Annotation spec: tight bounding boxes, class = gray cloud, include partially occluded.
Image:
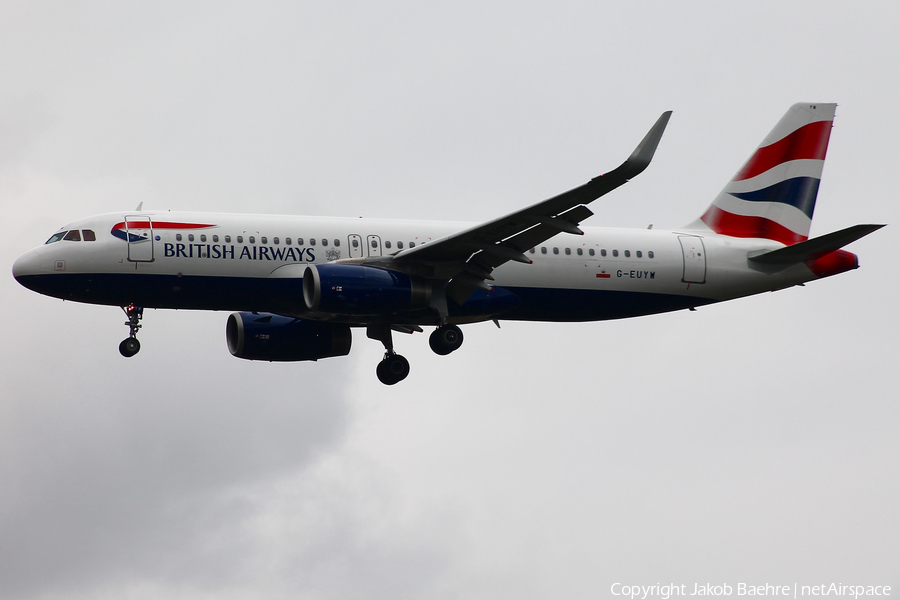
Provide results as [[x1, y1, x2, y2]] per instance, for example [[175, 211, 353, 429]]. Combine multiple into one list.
[[0, 318, 353, 597]]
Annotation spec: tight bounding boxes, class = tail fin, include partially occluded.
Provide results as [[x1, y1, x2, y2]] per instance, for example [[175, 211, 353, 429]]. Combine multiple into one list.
[[686, 103, 836, 245]]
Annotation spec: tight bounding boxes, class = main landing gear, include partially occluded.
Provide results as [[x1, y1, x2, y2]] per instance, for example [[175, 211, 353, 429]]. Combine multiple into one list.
[[429, 324, 463, 355], [368, 323, 466, 385], [368, 324, 410, 385], [376, 353, 410, 386], [119, 304, 143, 358]]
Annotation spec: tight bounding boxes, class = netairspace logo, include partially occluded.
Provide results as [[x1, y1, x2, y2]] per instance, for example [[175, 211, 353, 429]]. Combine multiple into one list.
[[610, 583, 892, 600]]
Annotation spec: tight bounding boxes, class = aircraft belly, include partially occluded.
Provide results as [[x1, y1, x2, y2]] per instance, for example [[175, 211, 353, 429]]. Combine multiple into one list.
[[498, 287, 716, 322]]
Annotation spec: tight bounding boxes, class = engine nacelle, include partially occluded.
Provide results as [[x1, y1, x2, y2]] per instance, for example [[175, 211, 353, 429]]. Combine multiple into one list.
[[226, 312, 352, 361], [303, 263, 431, 315]]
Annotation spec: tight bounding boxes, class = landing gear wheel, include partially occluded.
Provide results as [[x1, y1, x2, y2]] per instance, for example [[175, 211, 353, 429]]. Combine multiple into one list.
[[119, 304, 144, 358], [376, 353, 410, 385], [119, 337, 141, 358], [429, 324, 464, 355]]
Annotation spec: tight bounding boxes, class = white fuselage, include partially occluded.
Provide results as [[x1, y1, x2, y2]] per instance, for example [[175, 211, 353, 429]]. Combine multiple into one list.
[[13, 210, 823, 325]]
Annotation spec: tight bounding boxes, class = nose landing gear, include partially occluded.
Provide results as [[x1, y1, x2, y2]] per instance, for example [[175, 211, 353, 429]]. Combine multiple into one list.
[[119, 304, 143, 358]]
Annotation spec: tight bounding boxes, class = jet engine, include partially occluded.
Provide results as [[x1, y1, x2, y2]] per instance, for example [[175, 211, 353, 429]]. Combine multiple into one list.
[[303, 263, 431, 315], [226, 312, 352, 361]]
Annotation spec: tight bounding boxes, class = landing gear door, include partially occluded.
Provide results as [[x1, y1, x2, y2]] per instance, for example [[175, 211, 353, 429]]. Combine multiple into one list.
[[125, 215, 154, 262], [348, 234, 363, 258], [678, 235, 706, 283]]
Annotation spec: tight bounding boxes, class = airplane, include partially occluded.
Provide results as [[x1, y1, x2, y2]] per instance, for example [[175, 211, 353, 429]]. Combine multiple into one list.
[[12, 103, 884, 385]]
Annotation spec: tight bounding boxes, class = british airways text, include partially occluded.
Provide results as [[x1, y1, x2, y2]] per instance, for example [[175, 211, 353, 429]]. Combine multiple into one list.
[[163, 243, 316, 262]]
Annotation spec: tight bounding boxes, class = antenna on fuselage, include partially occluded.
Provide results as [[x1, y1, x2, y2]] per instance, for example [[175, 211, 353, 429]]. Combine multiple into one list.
[[135, 202, 144, 211]]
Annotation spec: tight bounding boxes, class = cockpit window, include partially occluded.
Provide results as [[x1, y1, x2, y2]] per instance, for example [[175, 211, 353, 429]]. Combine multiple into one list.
[[82, 229, 96, 241], [45, 232, 67, 244], [63, 230, 82, 242]]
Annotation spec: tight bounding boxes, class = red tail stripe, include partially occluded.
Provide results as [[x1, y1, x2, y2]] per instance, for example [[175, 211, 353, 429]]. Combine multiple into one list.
[[700, 206, 807, 245], [733, 120, 832, 182]]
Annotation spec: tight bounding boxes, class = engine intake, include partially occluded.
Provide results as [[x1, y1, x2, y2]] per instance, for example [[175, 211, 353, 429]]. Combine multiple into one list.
[[226, 312, 351, 361], [303, 263, 431, 315]]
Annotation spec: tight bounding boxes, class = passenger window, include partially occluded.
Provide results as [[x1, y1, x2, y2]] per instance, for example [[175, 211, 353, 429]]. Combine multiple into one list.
[[529, 248, 536, 254], [636, 250, 642, 258], [176, 234, 182, 242], [274, 237, 279, 245], [409, 242, 415, 248], [261, 237, 267, 244], [64, 230, 81, 242], [576, 248, 583, 256], [385, 241, 392, 249], [82, 230, 96, 241], [322, 239, 328, 246], [188, 234, 195, 242], [565, 248, 571, 255], [310, 238, 316, 246], [553, 247, 559, 255], [298, 238, 304, 245], [200, 234, 207, 242], [351, 239, 358, 248], [285, 237, 291, 245], [225, 235, 231, 243], [648, 251, 655, 259], [45, 232, 66, 244], [624, 250, 630, 257], [397, 241, 403, 249], [589, 249, 595, 256], [237, 236, 243, 243], [600, 249, 606, 256], [334, 239, 340, 247], [371, 239, 377, 248], [612, 250, 619, 257], [249, 236, 256, 244], [212, 235, 219, 243], [541, 247, 547, 254]]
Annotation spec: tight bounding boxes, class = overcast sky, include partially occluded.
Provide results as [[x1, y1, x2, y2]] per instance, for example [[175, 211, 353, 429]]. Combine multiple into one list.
[[1, 2, 898, 599]]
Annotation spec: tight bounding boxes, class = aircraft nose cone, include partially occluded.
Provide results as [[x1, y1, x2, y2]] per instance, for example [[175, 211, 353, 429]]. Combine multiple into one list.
[[12, 250, 41, 283]]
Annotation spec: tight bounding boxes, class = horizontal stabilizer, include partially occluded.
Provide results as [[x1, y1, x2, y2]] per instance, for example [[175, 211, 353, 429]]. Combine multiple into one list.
[[748, 224, 885, 266]]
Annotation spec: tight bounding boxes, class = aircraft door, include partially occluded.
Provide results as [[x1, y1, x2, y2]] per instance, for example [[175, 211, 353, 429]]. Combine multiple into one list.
[[678, 235, 706, 283], [348, 234, 363, 258], [125, 215, 154, 262], [366, 235, 382, 257]]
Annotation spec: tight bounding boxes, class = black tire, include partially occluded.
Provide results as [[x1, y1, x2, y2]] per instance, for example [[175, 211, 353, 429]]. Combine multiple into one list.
[[376, 359, 390, 384], [429, 325, 464, 355], [377, 354, 410, 385], [119, 337, 141, 358]]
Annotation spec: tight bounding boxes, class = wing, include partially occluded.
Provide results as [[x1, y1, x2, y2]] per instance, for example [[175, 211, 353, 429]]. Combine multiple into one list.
[[356, 111, 672, 306]]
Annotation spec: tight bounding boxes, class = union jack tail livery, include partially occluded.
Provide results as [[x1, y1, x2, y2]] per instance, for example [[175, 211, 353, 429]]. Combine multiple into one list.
[[689, 103, 836, 245]]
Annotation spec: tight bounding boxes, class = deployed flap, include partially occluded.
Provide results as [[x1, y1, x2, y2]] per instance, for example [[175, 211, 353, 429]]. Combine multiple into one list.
[[748, 224, 884, 266]]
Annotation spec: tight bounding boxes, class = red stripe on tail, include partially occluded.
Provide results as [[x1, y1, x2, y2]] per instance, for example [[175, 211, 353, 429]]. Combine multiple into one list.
[[733, 120, 832, 182], [700, 205, 808, 245]]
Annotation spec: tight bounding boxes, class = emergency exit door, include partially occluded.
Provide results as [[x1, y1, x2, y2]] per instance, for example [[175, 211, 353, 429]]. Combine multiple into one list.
[[348, 234, 363, 258]]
